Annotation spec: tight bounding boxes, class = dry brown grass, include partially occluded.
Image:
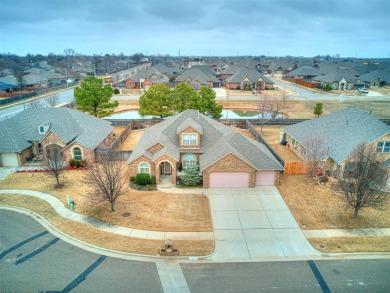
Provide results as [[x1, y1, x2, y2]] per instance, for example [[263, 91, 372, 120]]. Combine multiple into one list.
[[0, 195, 214, 256], [255, 126, 302, 162], [113, 126, 126, 136], [0, 172, 213, 232], [113, 100, 140, 113], [230, 126, 255, 139], [308, 236, 390, 253], [278, 175, 390, 229], [117, 129, 144, 150]]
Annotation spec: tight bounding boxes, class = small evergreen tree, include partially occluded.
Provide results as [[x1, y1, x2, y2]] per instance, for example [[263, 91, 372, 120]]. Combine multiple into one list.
[[181, 164, 202, 186], [314, 102, 323, 117]]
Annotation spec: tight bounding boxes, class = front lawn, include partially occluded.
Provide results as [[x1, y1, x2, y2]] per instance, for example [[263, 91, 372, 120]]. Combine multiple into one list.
[[0, 171, 213, 232], [278, 175, 390, 229]]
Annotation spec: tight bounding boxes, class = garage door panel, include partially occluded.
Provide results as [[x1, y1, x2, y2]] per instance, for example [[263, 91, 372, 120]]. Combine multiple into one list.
[[1, 153, 19, 167], [256, 171, 276, 186], [209, 172, 249, 188]]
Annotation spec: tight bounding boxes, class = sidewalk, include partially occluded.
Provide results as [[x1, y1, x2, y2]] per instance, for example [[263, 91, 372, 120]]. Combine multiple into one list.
[[0, 189, 213, 242], [1, 188, 389, 258]]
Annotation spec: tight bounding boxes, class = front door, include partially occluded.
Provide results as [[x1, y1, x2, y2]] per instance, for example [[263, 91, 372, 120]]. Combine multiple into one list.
[[163, 162, 172, 174]]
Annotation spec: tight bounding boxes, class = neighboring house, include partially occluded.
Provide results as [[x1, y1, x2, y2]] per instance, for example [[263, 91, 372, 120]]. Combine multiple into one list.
[[225, 68, 273, 90], [358, 69, 390, 88], [175, 67, 220, 89], [0, 108, 114, 167], [220, 65, 245, 81], [125, 68, 169, 89], [127, 109, 283, 188], [312, 68, 357, 90], [287, 66, 319, 81], [282, 108, 390, 177]]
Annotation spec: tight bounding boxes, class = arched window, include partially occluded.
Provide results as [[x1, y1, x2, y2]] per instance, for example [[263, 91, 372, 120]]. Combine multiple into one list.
[[72, 147, 83, 160], [182, 154, 196, 167], [139, 162, 150, 174]]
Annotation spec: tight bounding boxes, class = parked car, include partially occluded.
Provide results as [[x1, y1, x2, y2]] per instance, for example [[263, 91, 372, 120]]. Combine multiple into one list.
[[358, 87, 368, 94]]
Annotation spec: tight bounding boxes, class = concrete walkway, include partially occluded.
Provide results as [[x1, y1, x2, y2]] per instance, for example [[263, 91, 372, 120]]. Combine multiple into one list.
[[1, 187, 389, 261]]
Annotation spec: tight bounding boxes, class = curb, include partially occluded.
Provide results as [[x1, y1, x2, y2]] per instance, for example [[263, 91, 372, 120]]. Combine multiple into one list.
[[0, 205, 215, 262]]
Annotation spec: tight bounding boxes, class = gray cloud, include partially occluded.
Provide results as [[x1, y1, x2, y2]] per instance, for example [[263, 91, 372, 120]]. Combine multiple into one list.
[[0, 0, 388, 57]]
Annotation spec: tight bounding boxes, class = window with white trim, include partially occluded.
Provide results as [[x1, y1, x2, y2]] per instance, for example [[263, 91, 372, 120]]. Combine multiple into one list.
[[182, 134, 197, 146], [376, 141, 390, 153], [139, 162, 150, 174], [72, 147, 83, 160], [182, 154, 196, 167]]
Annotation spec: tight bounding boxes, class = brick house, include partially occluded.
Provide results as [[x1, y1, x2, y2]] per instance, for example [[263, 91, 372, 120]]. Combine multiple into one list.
[[282, 108, 390, 178], [175, 67, 220, 89], [225, 69, 274, 90], [127, 109, 283, 188], [125, 68, 169, 89], [0, 108, 114, 167]]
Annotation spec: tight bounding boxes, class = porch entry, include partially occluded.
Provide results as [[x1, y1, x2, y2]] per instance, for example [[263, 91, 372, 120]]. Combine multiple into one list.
[[160, 162, 172, 175]]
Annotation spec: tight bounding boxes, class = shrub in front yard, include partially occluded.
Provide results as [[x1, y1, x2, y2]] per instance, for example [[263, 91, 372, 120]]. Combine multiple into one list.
[[130, 176, 135, 183], [135, 173, 151, 185], [181, 164, 202, 186]]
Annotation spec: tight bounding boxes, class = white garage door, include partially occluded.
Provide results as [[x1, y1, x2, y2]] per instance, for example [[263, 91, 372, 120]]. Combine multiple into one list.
[[1, 153, 19, 167], [209, 172, 250, 188], [256, 171, 276, 186]]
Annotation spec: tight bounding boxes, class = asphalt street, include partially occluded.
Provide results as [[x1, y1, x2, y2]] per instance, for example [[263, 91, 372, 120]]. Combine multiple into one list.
[[1, 209, 390, 292], [0, 210, 163, 293]]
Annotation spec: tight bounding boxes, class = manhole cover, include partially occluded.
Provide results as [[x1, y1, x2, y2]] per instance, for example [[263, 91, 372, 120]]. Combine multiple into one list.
[[122, 212, 131, 217]]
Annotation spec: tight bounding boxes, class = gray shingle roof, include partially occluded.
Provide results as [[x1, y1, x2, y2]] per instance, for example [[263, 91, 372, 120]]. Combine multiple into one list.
[[128, 109, 283, 171], [0, 108, 113, 153], [226, 69, 273, 84], [313, 68, 357, 83], [288, 66, 319, 76], [175, 68, 219, 84], [283, 108, 390, 164]]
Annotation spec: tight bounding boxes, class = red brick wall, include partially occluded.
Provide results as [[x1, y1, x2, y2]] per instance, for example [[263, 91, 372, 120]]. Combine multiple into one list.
[[128, 155, 155, 177], [19, 147, 33, 166], [225, 82, 240, 89], [203, 153, 256, 188], [179, 127, 201, 149], [154, 154, 177, 185], [147, 143, 164, 153], [125, 79, 136, 89], [63, 143, 95, 166]]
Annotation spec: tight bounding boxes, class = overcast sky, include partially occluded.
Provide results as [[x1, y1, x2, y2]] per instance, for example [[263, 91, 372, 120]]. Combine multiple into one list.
[[1, 0, 389, 58]]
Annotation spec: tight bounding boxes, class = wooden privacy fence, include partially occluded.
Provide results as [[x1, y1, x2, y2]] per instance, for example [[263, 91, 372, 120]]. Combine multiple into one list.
[[284, 161, 309, 175]]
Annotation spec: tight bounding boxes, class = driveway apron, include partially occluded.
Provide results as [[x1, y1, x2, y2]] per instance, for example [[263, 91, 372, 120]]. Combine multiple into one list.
[[205, 186, 320, 262]]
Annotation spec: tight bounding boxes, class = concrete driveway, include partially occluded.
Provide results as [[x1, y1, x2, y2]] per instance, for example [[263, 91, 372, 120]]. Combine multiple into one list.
[[204, 186, 320, 262]]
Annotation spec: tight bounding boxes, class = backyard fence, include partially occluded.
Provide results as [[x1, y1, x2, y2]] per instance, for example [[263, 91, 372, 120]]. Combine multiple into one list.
[[245, 120, 285, 168], [283, 161, 309, 175]]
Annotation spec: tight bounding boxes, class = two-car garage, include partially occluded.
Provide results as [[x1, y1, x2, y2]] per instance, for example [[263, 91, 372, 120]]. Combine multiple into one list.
[[208, 171, 277, 188]]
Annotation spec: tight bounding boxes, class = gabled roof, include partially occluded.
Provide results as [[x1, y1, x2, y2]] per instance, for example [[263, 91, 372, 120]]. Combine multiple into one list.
[[221, 65, 245, 75], [175, 68, 219, 83], [176, 117, 203, 134], [0, 108, 113, 153], [226, 68, 273, 84], [128, 68, 168, 83], [288, 66, 319, 76], [128, 109, 283, 171], [313, 68, 357, 83], [283, 108, 390, 164], [358, 69, 390, 83]]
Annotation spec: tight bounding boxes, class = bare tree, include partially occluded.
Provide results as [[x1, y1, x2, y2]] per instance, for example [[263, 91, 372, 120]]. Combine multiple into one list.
[[254, 95, 271, 131], [301, 135, 328, 183], [268, 94, 291, 119], [83, 151, 129, 212], [338, 143, 389, 219], [45, 94, 60, 107], [27, 99, 43, 108], [44, 145, 66, 188]]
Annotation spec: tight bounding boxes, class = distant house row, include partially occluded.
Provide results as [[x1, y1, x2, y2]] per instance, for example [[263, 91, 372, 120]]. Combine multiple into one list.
[[122, 63, 274, 91]]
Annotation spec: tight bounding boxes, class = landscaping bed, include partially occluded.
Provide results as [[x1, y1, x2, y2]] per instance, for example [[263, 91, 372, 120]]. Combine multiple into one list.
[[0, 172, 213, 232]]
